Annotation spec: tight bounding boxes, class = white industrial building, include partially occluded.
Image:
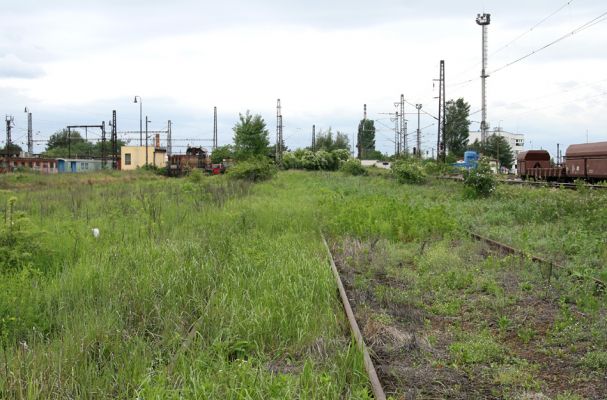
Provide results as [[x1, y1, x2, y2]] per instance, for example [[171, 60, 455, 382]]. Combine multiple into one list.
[[468, 128, 525, 161]]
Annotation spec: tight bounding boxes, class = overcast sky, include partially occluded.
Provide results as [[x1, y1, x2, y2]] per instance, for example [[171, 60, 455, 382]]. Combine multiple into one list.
[[1, 0, 606, 157]]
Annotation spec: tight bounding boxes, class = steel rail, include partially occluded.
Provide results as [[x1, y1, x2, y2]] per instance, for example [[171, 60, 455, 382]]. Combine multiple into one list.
[[438, 175, 607, 190], [468, 231, 605, 289], [321, 234, 387, 400]]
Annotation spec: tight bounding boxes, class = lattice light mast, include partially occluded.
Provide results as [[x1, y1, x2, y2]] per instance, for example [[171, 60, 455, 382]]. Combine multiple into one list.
[[476, 13, 491, 143]]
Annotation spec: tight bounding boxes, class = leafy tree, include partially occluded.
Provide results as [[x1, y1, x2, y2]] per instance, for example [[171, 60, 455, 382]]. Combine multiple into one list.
[[233, 111, 270, 160], [469, 135, 514, 169], [357, 119, 376, 159], [444, 98, 471, 158], [43, 128, 125, 159], [314, 128, 350, 152], [1, 143, 23, 156], [211, 145, 235, 164], [46, 129, 85, 150]]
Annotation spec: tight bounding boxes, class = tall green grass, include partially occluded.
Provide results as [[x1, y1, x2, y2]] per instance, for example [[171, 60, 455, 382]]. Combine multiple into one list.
[[0, 172, 370, 399]]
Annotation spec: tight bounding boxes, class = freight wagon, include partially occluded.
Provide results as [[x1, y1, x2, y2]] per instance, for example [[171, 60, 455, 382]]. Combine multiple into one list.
[[517, 141, 607, 182]]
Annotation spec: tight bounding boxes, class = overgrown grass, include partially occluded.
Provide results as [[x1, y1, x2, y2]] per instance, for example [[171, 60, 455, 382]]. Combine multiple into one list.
[[0, 172, 370, 399], [1, 169, 605, 398]]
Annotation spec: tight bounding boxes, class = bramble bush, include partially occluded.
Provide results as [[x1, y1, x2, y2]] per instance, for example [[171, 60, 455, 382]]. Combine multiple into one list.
[[463, 157, 496, 198], [282, 149, 351, 171], [392, 158, 427, 184], [227, 157, 277, 182], [340, 158, 367, 176]]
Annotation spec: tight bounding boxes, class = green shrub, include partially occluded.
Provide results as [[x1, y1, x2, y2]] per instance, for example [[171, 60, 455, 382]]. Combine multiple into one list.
[[340, 159, 367, 176], [331, 149, 351, 165], [463, 157, 496, 197], [0, 198, 42, 273], [282, 152, 301, 170], [227, 157, 277, 182], [392, 159, 426, 184]]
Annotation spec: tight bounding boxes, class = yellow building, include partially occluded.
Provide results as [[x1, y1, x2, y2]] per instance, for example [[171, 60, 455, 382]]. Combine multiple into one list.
[[121, 146, 167, 170]]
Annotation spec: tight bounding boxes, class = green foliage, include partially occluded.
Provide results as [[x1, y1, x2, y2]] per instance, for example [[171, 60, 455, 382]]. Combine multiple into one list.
[[392, 158, 427, 184], [580, 350, 607, 371], [463, 157, 496, 197], [357, 119, 376, 159], [233, 111, 270, 160], [1, 142, 22, 156], [227, 157, 277, 182], [0, 197, 42, 273], [43, 129, 126, 158], [210, 144, 234, 164], [282, 149, 350, 171], [340, 158, 367, 176], [469, 134, 514, 169], [444, 98, 471, 157], [449, 331, 505, 365], [314, 128, 350, 152], [323, 193, 456, 241]]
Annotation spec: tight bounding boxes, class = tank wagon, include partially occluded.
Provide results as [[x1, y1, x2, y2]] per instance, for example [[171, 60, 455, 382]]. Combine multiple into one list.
[[517, 141, 607, 182]]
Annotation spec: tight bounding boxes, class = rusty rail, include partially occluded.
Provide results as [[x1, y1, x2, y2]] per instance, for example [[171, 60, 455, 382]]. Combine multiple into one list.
[[321, 234, 386, 400], [468, 231, 606, 289], [439, 175, 607, 190]]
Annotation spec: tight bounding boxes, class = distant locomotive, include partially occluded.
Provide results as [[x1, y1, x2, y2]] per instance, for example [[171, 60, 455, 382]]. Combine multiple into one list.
[[168, 146, 225, 176], [517, 141, 607, 182]]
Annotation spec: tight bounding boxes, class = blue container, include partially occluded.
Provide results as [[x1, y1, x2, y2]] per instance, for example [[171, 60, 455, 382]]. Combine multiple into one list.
[[464, 151, 479, 165]]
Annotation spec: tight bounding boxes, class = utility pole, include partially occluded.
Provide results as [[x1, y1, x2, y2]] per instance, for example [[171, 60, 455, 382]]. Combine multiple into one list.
[[496, 131, 500, 173], [167, 120, 172, 160], [416, 104, 422, 158], [145, 116, 150, 166], [276, 99, 282, 162], [5, 115, 14, 168], [394, 112, 399, 156], [556, 143, 560, 166], [312, 124, 316, 151], [435, 60, 446, 162], [68, 127, 71, 158], [400, 94, 406, 154], [111, 110, 117, 169], [101, 121, 106, 168], [477, 13, 491, 143], [358, 104, 367, 159], [24, 108, 33, 156], [213, 106, 218, 150]]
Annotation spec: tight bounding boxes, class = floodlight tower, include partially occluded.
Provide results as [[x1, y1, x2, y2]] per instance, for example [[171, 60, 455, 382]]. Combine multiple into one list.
[[476, 13, 491, 143]]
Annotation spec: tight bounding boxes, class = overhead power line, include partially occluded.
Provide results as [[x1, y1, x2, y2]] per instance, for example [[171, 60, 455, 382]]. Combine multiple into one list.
[[492, 0, 576, 57], [451, 1, 576, 80], [490, 10, 607, 75]]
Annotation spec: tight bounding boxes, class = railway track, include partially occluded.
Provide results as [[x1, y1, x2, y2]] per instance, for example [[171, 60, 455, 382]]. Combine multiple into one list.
[[322, 231, 605, 398], [321, 234, 386, 400], [467, 231, 606, 289], [439, 175, 607, 190]]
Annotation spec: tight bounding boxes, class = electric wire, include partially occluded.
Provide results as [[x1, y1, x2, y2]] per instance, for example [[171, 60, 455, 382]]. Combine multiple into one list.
[[489, 10, 607, 75]]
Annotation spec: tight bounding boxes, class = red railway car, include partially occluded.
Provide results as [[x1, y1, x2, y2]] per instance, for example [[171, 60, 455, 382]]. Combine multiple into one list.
[[517, 150, 564, 180], [565, 142, 607, 181], [517, 142, 607, 182]]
